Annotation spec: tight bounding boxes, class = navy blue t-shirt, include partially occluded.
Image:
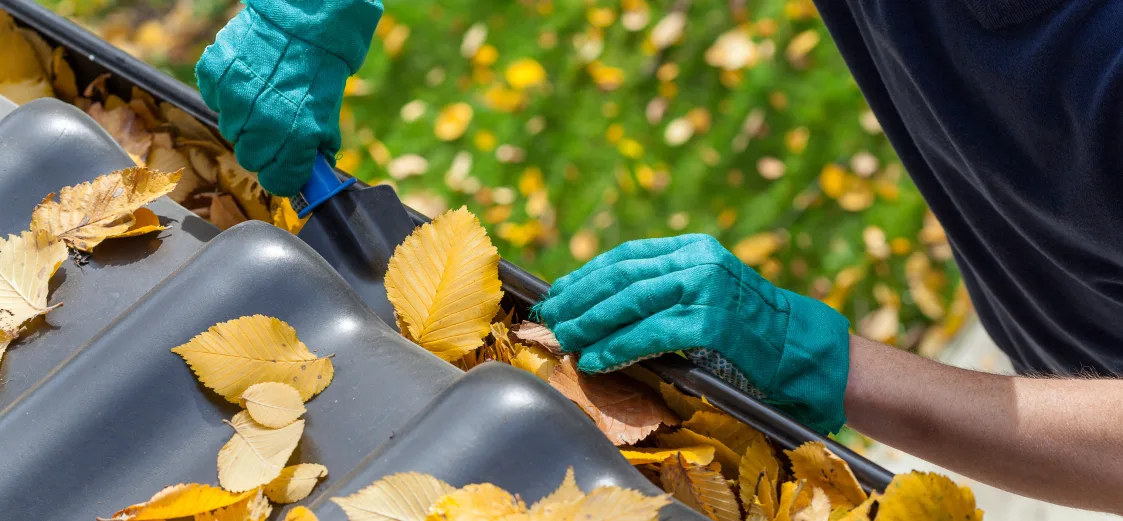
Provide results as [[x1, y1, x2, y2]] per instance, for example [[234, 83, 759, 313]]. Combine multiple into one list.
[[813, 0, 1123, 375]]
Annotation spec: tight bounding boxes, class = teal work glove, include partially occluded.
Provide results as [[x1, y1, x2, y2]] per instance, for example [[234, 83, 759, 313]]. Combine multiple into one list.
[[196, 0, 383, 197], [534, 234, 851, 435]]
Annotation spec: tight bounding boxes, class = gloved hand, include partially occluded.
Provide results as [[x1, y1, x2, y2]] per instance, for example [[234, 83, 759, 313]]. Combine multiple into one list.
[[534, 234, 851, 434], [196, 0, 383, 197]]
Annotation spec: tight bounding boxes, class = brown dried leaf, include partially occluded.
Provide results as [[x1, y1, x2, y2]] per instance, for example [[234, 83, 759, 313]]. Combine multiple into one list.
[[548, 357, 678, 445], [659, 454, 740, 521], [510, 321, 563, 357], [786, 442, 867, 510], [210, 194, 248, 231], [217, 153, 270, 222], [87, 103, 153, 163]]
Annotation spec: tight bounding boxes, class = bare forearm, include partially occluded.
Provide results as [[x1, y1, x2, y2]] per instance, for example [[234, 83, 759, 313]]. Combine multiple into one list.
[[843, 335, 1123, 514]]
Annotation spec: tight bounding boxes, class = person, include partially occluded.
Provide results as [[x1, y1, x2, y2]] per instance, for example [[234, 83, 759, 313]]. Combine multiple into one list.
[[195, 0, 1123, 514]]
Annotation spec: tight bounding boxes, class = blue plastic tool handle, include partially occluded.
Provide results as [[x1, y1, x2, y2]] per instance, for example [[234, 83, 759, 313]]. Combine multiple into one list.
[[296, 153, 358, 218]]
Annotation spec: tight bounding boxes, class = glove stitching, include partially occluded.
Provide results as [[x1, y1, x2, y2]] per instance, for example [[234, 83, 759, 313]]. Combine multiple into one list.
[[249, 5, 362, 75], [760, 290, 792, 396], [253, 55, 330, 184]]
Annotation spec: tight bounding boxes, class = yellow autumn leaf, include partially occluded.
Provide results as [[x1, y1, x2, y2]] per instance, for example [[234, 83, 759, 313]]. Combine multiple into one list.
[[434, 103, 474, 142], [875, 472, 983, 521], [30, 167, 181, 252], [218, 410, 305, 493], [210, 193, 249, 231], [682, 410, 766, 456], [567, 486, 670, 521], [738, 438, 780, 515], [264, 463, 328, 504], [833, 494, 876, 521], [162, 103, 224, 145], [743, 473, 776, 520], [87, 103, 154, 163], [331, 472, 456, 521], [659, 454, 739, 521], [511, 343, 558, 380], [385, 207, 503, 361], [216, 153, 270, 222], [0, 331, 11, 367], [272, 197, 310, 235], [0, 229, 67, 337], [656, 429, 739, 480], [171, 315, 334, 403], [619, 445, 715, 466], [103, 483, 255, 521], [145, 143, 201, 203], [51, 47, 78, 103], [240, 381, 307, 428], [658, 382, 717, 422], [0, 11, 52, 104], [792, 487, 831, 521], [786, 442, 867, 510], [527, 468, 583, 521], [113, 207, 166, 239], [774, 480, 809, 521], [426, 483, 527, 521], [284, 506, 320, 521], [194, 488, 273, 521]]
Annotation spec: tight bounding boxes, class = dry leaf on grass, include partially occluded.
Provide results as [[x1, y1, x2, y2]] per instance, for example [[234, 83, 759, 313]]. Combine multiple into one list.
[[264, 463, 328, 504], [659, 382, 718, 422], [619, 445, 715, 466], [427, 483, 527, 521], [210, 193, 249, 231], [86, 103, 153, 163], [0, 229, 67, 337], [99, 483, 255, 521], [659, 454, 740, 521], [791, 487, 830, 521], [510, 321, 563, 356], [786, 442, 866, 510], [195, 488, 273, 521], [656, 429, 739, 480], [549, 357, 678, 446], [385, 207, 503, 362], [172, 315, 334, 403], [875, 472, 983, 521], [331, 472, 456, 521], [240, 382, 306, 428], [682, 411, 767, 456], [218, 411, 305, 492], [31, 167, 180, 251], [284, 506, 320, 521]]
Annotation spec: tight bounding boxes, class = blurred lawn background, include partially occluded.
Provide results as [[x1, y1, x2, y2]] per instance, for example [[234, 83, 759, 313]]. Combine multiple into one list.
[[39, 0, 971, 357]]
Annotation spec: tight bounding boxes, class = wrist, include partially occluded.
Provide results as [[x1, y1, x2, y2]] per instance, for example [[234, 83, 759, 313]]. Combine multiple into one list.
[[246, 0, 383, 73]]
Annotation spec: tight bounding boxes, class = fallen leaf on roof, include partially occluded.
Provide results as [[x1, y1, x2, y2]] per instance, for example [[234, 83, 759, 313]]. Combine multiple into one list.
[[271, 197, 309, 235], [111, 207, 166, 238], [332, 472, 456, 521], [385, 207, 503, 362], [49, 47, 78, 103], [656, 428, 739, 480], [210, 193, 249, 231], [195, 488, 273, 521], [218, 411, 305, 493], [682, 411, 766, 456], [509, 321, 563, 357], [660, 454, 740, 521], [510, 343, 558, 381], [658, 382, 718, 421], [549, 356, 678, 445], [739, 438, 780, 515], [99, 483, 255, 521], [427, 483, 526, 521], [791, 487, 830, 521], [0, 229, 67, 337], [786, 442, 866, 510], [171, 315, 334, 403], [240, 381, 306, 428], [87, 103, 153, 163], [619, 445, 715, 466], [217, 153, 270, 222], [264, 463, 328, 504], [283, 506, 320, 521], [0, 12, 53, 104], [875, 472, 982, 521], [30, 167, 180, 251]]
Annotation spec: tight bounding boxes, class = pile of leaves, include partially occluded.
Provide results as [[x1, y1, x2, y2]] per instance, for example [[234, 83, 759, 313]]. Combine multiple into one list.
[[0, 10, 307, 237], [384, 206, 983, 521], [0, 166, 180, 366], [21, 0, 972, 360]]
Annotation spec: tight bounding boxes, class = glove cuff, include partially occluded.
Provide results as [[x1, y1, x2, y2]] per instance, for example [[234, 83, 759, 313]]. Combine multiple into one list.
[[766, 289, 851, 435], [246, 0, 383, 74]]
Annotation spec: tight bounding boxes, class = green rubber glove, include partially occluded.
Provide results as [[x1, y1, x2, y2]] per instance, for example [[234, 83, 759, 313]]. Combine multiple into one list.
[[534, 234, 851, 435], [196, 0, 383, 197]]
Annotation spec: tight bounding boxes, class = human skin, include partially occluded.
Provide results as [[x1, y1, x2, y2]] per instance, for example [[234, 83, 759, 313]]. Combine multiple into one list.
[[844, 335, 1123, 514]]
